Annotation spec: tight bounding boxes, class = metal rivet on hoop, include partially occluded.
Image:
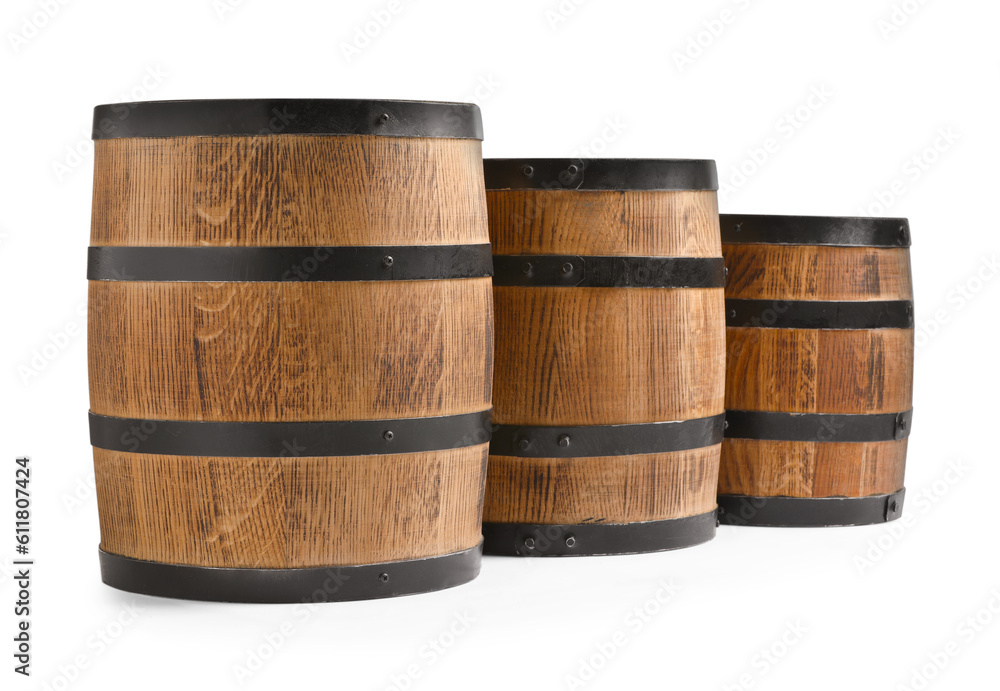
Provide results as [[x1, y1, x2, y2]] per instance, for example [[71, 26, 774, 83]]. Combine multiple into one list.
[[378, 572, 389, 583], [524, 537, 535, 549], [565, 535, 577, 548], [522, 165, 534, 176], [557, 434, 571, 448], [561, 262, 573, 274], [383, 430, 394, 441], [894, 412, 908, 440], [382, 255, 394, 268]]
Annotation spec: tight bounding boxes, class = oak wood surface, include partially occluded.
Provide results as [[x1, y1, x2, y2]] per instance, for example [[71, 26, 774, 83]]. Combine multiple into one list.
[[95, 445, 487, 568], [489, 189, 720, 257], [718, 439, 906, 498], [92, 136, 487, 247], [493, 286, 724, 425], [484, 446, 720, 524], [723, 245, 912, 301], [725, 327, 914, 415], [89, 279, 493, 421]]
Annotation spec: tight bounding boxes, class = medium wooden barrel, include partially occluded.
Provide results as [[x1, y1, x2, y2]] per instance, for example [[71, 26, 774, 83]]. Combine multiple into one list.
[[482, 159, 726, 556], [717, 215, 913, 527], [88, 99, 493, 602]]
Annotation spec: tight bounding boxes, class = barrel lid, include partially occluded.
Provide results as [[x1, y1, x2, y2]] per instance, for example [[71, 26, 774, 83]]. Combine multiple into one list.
[[92, 99, 483, 140], [720, 214, 911, 247], [483, 159, 718, 191]]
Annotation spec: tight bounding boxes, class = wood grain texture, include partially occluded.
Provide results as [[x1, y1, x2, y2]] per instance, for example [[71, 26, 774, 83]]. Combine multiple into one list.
[[488, 190, 721, 257], [484, 446, 720, 524], [723, 245, 913, 301], [94, 445, 487, 568], [90, 132, 491, 569], [725, 327, 914, 414], [720, 241, 913, 500], [487, 188, 724, 525], [92, 136, 487, 247], [718, 439, 906, 498], [493, 286, 724, 425], [89, 279, 493, 421]]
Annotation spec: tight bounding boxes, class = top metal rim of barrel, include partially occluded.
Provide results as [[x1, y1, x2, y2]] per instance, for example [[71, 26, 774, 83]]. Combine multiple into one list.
[[483, 158, 719, 192], [719, 214, 911, 248], [92, 98, 483, 141]]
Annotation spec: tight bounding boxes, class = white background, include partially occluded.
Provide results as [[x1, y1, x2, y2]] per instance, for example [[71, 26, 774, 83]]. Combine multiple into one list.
[[1, 0, 998, 689]]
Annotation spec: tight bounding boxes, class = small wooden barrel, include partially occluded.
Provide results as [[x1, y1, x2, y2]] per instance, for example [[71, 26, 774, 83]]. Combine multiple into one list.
[[717, 215, 913, 527], [88, 99, 493, 601], [483, 159, 726, 556]]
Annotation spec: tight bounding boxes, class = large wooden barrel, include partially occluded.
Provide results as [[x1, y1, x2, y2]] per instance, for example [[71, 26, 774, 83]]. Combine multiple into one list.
[[482, 159, 726, 556], [88, 99, 493, 602], [717, 215, 913, 526]]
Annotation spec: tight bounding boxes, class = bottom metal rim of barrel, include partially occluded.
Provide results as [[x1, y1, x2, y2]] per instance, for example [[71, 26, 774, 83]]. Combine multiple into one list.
[[98, 543, 483, 603], [481, 510, 717, 557], [716, 489, 906, 527]]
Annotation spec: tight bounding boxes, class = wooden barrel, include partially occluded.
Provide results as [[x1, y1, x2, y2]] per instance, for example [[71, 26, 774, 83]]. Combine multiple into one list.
[[482, 159, 726, 556], [87, 99, 493, 602], [717, 215, 913, 527]]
